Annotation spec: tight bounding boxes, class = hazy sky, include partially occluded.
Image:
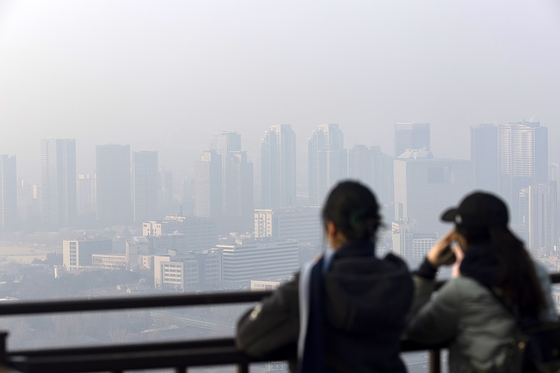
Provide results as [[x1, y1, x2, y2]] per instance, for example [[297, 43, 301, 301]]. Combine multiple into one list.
[[1, 0, 559, 182]]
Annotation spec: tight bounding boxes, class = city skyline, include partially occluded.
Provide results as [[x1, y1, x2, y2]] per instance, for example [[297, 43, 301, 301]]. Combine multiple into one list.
[[0, 1, 559, 363]]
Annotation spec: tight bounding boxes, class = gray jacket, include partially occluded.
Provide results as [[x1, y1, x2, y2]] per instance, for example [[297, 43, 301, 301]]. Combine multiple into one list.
[[407, 262, 558, 373]]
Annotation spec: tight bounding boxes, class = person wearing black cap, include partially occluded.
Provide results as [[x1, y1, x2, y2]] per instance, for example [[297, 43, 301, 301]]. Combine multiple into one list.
[[406, 191, 558, 373], [236, 181, 414, 372]]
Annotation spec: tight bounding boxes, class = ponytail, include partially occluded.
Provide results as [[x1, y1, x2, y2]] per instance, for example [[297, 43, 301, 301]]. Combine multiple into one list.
[[488, 226, 546, 318], [458, 224, 547, 318]]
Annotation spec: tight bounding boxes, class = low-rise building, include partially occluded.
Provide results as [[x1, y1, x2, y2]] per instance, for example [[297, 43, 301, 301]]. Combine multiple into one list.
[[153, 255, 199, 291], [62, 238, 112, 271], [220, 239, 299, 286], [92, 254, 127, 270], [254, 207, 321, 244]]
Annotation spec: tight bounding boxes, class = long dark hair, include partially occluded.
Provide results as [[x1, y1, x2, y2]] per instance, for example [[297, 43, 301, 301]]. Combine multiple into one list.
[[321, 181, 382, 242], [456, 224, 547, 318]]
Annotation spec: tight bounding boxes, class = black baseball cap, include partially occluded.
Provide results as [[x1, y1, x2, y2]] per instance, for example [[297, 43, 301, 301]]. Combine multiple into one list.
[[441, 192, 509, 227]]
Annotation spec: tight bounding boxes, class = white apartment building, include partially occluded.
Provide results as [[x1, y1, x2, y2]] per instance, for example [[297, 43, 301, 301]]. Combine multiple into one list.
[[220, 239, 299, 285], [254, 207, 321, 244], [153, 255, 199, 291]]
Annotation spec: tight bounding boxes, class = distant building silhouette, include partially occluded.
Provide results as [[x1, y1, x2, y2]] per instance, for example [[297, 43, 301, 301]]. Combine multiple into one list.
[[394, 123, 430, 157], [308, 124, 346, 206], [77, 174, 96, 217], [470, 124, 500, 194], [133, 151, 158, 223], [347, 145, 394, 206], [195, 150, 222, 221], [520, 182, 558, 255], [96, 145, 132, 226], [261, 124, 297, 209], [40, 139, 77, 228], [195, 132, 254, 233], [0, 155, 17, 230], [17, 180, 39, 225], [181, 177, 196, 216], [157, 167, 173, 218], [393, 149, 474, 234], [498, 121, 548, 224]]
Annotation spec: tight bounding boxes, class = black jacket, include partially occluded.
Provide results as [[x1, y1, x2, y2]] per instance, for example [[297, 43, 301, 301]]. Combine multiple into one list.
[[236, 241, 414, 373]]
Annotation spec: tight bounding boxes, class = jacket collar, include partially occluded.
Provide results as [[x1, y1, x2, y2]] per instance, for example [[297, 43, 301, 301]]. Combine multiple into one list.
[[333, 239, 375, 259], [459, 243, 501, 288]]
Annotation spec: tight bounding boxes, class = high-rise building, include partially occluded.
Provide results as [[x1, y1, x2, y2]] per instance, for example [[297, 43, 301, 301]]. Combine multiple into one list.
[[195, 150, 222, 221], [195, 133, 254, 233], [394, 149, 474, 234], [261, 124, 297, 208], [394, 123, 430, 157], [212, 131, 241, 215], [0, 155, 17, 230], [133, 151, 158, 223], [470, 124, 500, 194], [17, 180, 39, 225], [77, 174, 96, 217], [158, 167, 173, 218], [96, 145, 132, 226], [520, 182, 558, 254], [498, 121, 548, 223], [225, 151, 254, 232], [308, 124, 347, 206], [347, 145, 394, 206], [40, 139, 77, 227], [181, 177, 195, 216]]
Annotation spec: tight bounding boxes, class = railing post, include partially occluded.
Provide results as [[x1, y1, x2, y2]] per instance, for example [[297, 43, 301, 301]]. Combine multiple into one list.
[[237, 362, 249, 373], [0, 331, 8, 364], [429, 349, 441, 373]]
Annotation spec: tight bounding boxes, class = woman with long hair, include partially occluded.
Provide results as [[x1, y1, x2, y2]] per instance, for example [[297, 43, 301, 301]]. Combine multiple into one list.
[[407, 191, 557, 372], [237, 181, 414, 372]]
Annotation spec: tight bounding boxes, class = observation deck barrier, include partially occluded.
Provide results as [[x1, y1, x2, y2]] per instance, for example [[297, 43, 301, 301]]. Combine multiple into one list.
[[0, 273, 557, 373]]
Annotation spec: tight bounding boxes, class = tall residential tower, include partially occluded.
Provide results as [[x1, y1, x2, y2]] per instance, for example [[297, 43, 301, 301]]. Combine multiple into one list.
[[261, 124, 297, 208], [308, 124, 346, 206], [96, 145, 132, 226], [394, 123, 430, 157], [40, 139, 77, 227], [0, 155, 17, 230], [133, 151, 158, 223]]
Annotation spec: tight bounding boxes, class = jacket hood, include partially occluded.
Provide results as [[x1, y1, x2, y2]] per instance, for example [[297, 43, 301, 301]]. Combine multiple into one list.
[[323, 242, 413, 334]]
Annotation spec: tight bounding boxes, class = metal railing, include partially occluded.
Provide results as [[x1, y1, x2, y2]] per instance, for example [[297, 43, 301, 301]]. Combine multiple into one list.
[[0, 273, 558, 373]]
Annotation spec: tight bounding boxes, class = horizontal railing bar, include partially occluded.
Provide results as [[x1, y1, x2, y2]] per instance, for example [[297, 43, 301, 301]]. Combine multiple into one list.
[[10, 338, 235, 358], [7, 339, 449, 373], [0, 273, 556, 317], [10, 338, 446, 359], [0, 291, 271, 316]]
